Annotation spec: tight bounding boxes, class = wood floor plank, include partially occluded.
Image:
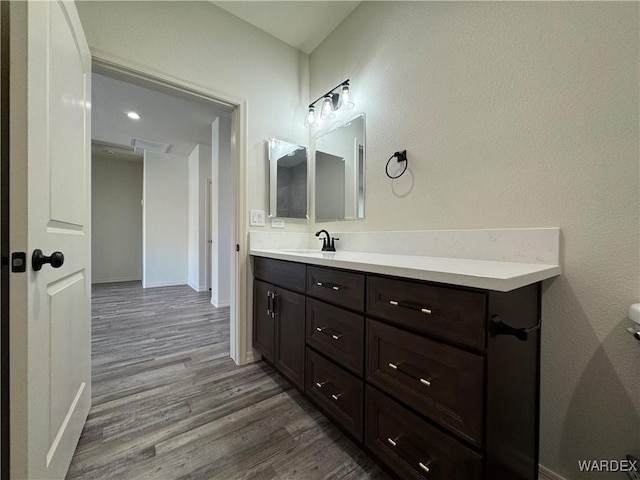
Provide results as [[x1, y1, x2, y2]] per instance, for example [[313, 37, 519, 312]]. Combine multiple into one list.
[[67, 282, 388, 480]]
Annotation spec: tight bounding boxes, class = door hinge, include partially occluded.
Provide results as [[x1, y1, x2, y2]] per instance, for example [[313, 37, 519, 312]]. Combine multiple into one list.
[[236, 244, 240, 252]]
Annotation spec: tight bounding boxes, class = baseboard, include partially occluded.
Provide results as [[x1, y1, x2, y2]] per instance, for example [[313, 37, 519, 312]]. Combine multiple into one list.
[[245, 350, 260, 364], [212, 299, 230, 308], [187, 282, 208, 293], [142, 281, 186, 288], [92, 276, 141, 284], [539, 464, 568, 480]]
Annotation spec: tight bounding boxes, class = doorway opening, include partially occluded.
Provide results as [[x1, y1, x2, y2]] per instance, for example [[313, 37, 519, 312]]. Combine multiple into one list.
[[91, 57, 248, 365]]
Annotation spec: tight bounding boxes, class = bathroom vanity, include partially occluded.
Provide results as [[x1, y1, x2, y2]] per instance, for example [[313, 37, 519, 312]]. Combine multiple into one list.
[[250, 244, 560, 480]]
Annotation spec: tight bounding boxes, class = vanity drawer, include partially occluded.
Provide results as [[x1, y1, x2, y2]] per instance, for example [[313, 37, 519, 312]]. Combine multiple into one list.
[[366, 319, 484, 446], [365, 386, 483, 480], [307, 266, 365, 311], [306, 348, 363, 442], [367, 276, 486, 350], [254, 257, 306, 294], [306, 298, 364, 376]]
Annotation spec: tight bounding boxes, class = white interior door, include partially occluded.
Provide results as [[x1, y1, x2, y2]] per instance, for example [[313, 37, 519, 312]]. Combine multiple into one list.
[[9, 1, 91, 478]]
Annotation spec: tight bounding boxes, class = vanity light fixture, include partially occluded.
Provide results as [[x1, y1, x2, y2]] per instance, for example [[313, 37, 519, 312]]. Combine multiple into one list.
[[339, 84, 354, 110], [304, 79, 353, 127], [320, 95, 336, 120], [304, 105, 317, 127], [126, 111, 142, 120]]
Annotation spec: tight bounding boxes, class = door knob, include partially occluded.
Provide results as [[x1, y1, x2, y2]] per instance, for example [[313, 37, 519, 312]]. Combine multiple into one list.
[[32, 249, 64, 271]]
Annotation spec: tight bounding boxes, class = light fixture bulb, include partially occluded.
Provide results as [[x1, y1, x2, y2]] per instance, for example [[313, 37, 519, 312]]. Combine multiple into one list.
[[320, 96, 335, 120], [339, 85, 354, 110], [126, 111, 142, 120], [304, 106, 317, 127]]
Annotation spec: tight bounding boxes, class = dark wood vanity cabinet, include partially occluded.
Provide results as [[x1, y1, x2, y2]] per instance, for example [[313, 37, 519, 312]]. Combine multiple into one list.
[[306, 348, 364, 441], [253, 279, 275, 362], [306, 297, 364, 376], [273, 287, 305, 389], [252, 256, 542, 480], [366, 318, 484, 447], [366, 386, 483, 480], [253, 258, 306, 389]]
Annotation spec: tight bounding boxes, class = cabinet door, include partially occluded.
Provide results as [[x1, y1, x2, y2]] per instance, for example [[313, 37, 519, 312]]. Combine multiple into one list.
[[274, 288, 306, 389], [253, 280, 275, 362]]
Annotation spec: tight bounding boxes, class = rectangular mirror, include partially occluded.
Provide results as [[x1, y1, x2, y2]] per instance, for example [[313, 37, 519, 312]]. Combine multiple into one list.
[[269, 139, 308, 219], [315, 114, 365, 222]]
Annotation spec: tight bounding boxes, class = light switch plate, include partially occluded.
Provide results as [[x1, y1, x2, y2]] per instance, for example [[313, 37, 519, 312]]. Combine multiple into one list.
[[249, 209, 265, 227], [271, 218, 285, 229]]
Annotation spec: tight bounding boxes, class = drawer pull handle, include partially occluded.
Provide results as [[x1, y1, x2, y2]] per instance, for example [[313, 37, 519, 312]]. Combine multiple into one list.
[[418, 462, 430, 473], [315, 381, 327, 388], [316, 281, 344, 291], [387, 438, 397, 447], [317, 327, 343, 340], [389, 300, 432, 315], [331, 393, 343, 401], [389, 362, 433, 387]]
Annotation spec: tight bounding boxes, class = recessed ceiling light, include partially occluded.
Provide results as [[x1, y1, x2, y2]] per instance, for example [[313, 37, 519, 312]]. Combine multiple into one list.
[[126, 111, 141, 120]]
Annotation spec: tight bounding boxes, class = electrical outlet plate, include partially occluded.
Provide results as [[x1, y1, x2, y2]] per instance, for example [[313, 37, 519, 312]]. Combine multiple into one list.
[[271, 218, 285, 229], [249, 209, 265, 227]]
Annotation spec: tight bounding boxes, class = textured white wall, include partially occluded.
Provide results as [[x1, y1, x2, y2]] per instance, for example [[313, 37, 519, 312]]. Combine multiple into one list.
[[217, 117, 233, 306], [210, 117, 233, 307], [198, 145, 212, 290], [91, 156, 142, 284], [188, 144, 213, 292], [76, 0, 310, 234], [310, 2, 639, 478], [143, 151, 189, 288], [188, 145, 199, 290]]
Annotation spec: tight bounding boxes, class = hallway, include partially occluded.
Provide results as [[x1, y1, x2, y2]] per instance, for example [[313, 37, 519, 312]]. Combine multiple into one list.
[[67, 282, 386, 479]]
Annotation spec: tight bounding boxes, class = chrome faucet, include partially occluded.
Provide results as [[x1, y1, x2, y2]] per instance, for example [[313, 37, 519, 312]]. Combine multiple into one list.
[[315, 230, 339, 252]]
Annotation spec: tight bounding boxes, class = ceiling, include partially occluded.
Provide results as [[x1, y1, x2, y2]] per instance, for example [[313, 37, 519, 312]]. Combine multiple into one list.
[[91, 73, 232, 158], [91, 2, 362, 161], [211, 1, 361, 54]]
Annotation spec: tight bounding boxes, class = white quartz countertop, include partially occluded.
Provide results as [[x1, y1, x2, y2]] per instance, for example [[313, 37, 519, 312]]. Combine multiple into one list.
[[249, 248, 561, 292]]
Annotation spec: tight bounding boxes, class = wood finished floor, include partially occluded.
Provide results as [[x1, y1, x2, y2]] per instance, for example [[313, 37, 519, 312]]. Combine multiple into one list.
[[67, 282, 388, 480]]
